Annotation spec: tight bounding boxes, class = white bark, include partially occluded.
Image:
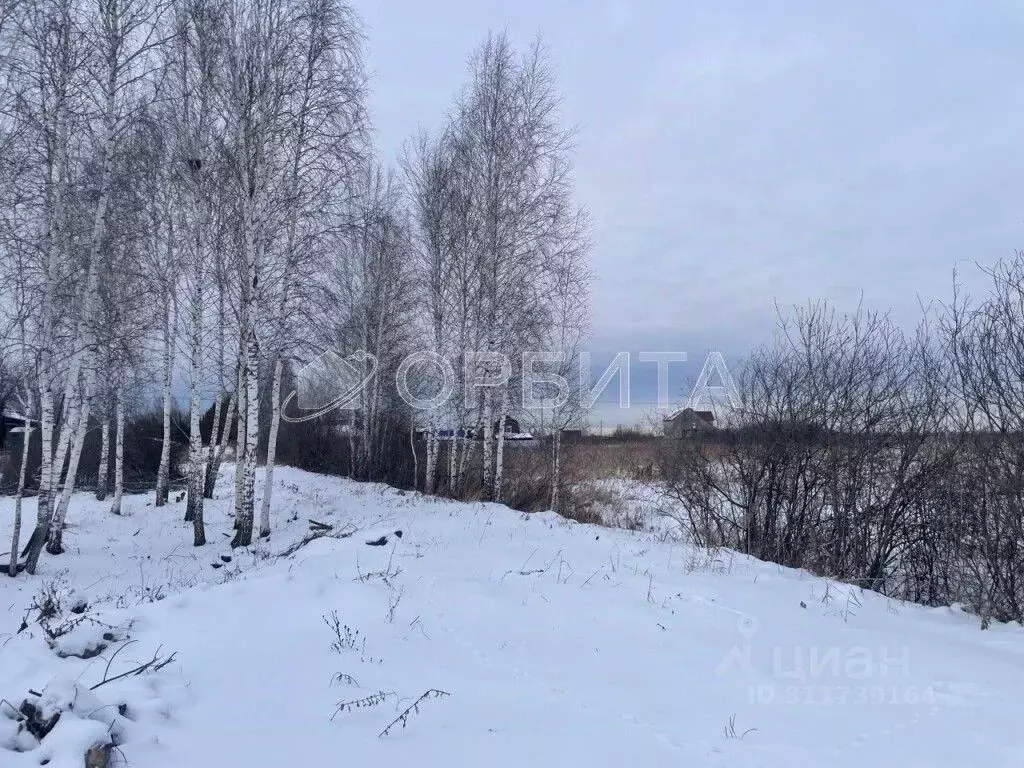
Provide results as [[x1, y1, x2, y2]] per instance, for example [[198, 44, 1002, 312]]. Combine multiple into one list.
[[203, 392, 222, 493], [448, 428, 458, 496], [410, 414, 419, 491], [51, 376, 79, 505], [184, 256, 206, 543], [49, 366, 96, 553], [110, 385, 124, 516], [14, 0, 83, 575], [185, 357, 206, 543], [48, 0, 131, 548], [347, 409, 356, 478], [259, 356, 283, 538], [156, 296, 175, 506], [481, 385, 494, 500], [231, 154, 262, 546], [8, 409, 32, 577], [233, 359, 247, 522], [205, 390, 234, 498], [51, 32, 117, 508], [550, 429, 562, 513], [24, 386, 54, 575], [460, 429, 478, 495], [493, 387, 508, 503], [424, 414, 437, 495], [26, 389, 52, 571], [232, 328, 259, 547], [96, 412, 109, 501]]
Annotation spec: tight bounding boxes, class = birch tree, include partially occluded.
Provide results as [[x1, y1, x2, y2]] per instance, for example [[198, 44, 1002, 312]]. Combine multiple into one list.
[[0, 133, 37, 575], [436, 32, 589, 501], [45, 0, 165, 554], [258, 0, 366, 537], [5, 0, 93, 572], [109, 379, 124, 514], [95, 388, 109, 500], [403, 128, 478, 496], [317, 164, 415, 483], [217, 0, 299, 547], [539, 224, 590, 513], [164, 0, 230, 545], [7, 392, 33, 576]]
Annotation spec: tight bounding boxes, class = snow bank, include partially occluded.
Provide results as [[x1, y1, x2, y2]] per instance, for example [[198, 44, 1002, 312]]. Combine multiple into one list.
[[2, 465, 1024, 767]]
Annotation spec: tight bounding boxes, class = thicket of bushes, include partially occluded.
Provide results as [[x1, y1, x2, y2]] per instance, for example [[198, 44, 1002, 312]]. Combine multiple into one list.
[[659, 268, 1024, 627]]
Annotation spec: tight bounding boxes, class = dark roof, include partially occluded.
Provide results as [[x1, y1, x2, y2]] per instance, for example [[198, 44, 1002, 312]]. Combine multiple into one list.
[[664, 407, 715, 423]]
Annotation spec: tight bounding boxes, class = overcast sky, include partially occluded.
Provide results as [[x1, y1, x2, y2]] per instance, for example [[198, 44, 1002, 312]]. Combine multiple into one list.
[[353, 0, 1024, 416]]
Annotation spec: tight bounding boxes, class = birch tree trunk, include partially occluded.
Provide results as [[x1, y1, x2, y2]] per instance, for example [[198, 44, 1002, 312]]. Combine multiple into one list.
[[8, 414, 32, 577], [51, 381, 81, 507], [203, 392, 222, 492], [185, 362, 206, 543], [481, 385, 494, 501], [258, 356, 283, 538], [49, 369, 95, 554], [448, 429, 458, 496], [494, 386, 508, 503], [184, 256, 205, 542], [347, 409, 356, 478], [457, 417, 479, 498], [204, 270, 228, 496], [48, 3, 127, 546], [550, 429, 562, 513], [96, 413, 109, 501], [423, 417, 436, 495], [205, 391, 234, 498], [23, 386, 55, 574], [233, 360, 246, 523], [50, 388, 71, 492], [257, 14, 314, 530], [156, 296, 175, 506], [51, 368, 82, 506], [358, 349, 370, 478], [16, 0, 86, 574], [110, 385, 124, 516], [232, 329, 259, 548], [232, 208, 260, 545], [366, 357, 381, 478], [410, 414, 419, 491]]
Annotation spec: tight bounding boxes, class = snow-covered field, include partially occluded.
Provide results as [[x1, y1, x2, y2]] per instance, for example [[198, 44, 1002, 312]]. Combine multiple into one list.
[[2, 466, 1024, 767]]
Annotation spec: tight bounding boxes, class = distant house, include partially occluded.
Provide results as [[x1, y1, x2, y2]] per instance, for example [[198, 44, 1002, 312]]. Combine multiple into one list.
[[0, 411, 30, 451], [493, 415, 521, 436], [481, 415, 532, 441], [559, 428, 583, 443], [663, 407, 715, 437]]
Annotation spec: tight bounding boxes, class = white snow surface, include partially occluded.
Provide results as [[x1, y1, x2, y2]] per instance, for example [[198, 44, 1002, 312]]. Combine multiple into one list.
[[2, 465, 1024, 767]]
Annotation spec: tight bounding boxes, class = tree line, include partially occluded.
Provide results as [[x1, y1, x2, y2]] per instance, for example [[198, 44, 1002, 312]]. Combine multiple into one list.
[[662, 257, 1024, 627], [0, 0, 590, 576]]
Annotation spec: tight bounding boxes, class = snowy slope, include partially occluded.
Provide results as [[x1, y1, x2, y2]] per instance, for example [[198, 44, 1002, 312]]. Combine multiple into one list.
[[2, 466, 1024, 767]]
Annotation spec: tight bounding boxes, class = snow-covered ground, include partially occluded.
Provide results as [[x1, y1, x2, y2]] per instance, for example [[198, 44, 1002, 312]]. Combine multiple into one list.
[[2, 465, 1024, 767]]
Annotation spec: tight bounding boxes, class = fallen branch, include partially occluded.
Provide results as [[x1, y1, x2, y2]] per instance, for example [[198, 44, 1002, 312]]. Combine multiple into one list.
[[90, 644, 177, 691], [279, 523, 357, 558]]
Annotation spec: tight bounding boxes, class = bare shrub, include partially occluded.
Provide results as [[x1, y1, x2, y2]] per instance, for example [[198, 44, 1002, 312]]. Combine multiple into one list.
[[661, 302, 957, 601]]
